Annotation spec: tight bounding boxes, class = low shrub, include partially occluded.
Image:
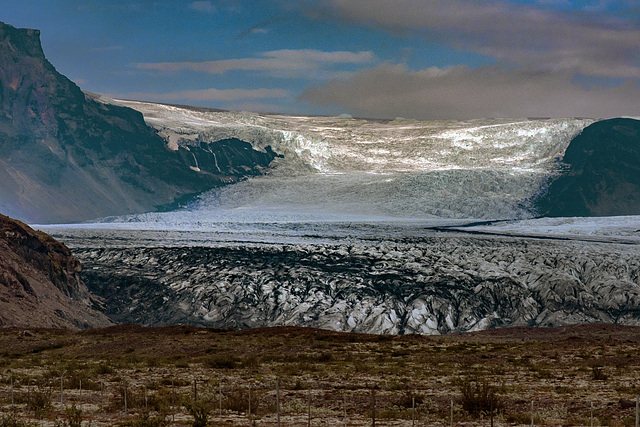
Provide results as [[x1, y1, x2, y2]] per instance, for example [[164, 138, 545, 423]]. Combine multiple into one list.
[[124, 411, 168, 427], [592, 366, 608, 381], [458, 377, 501, 417], [204, 355, 239, 370], [27, 388, 52, 419], [223, 387, 261, 414], [0, 413, 36, 427], [505, 411, 543, 425], [187, 400, 211, 427], [53, 405, 82, 427]]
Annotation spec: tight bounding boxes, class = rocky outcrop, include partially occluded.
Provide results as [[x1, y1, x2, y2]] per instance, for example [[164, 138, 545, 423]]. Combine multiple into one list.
[[0, 213, 111, 328], [0, 22, 279, 223], [76, 236, 640, 334], [537, 118, 640, 217]]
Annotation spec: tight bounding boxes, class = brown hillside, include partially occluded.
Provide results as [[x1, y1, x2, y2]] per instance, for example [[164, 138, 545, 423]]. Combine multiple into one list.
[[0, 213, 111, 328]]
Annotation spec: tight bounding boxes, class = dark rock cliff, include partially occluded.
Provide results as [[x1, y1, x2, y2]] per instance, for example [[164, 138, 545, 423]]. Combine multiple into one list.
[[537, 118, 640, 217], [0, 213, 111, 328], [0, 22, 279, 223]]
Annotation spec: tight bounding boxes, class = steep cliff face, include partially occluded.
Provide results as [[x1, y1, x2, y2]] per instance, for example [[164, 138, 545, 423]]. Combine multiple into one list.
[[0, 22, 279, 223], [537, 118, 640, 217], [0, 213, 111, 328]]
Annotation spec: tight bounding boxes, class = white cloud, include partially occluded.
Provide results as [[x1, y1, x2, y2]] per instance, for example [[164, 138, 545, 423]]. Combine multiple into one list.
[[299, 62, 640, 120], [236, 20, 278, 38], [189, 1, 215, 13], [265, 49, 373, 64], [249, 28, 269, 35], [122, 87, 289, 102], [90, 45, 124, 52], [73, 78, 89, 86], [135, 49, 374, 78]]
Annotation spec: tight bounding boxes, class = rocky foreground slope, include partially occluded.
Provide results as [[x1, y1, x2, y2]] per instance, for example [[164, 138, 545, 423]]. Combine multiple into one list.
[[0, 214, 110, 328], [76, 233, 640, 334], [0, 22, 279, 223]]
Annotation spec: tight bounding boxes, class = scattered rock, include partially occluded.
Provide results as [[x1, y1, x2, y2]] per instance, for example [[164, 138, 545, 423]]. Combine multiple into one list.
[[619, 398, 635, 409]]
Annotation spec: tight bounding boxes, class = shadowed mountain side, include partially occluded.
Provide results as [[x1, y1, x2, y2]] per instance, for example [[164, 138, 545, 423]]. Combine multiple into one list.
[[0, 213, 111, 328], [537, 118, 640, 217], [0, 22, 279, 224]]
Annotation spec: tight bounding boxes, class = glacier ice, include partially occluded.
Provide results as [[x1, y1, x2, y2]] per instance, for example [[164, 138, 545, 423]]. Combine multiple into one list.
[[40, 100, 640, 335], [109, 99, 593, 223]]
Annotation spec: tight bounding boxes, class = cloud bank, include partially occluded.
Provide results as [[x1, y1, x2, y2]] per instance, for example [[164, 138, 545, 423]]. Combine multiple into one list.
[[118, 0, 640, 119], [327, 0, 640, 79], [297, 0, 640, 119], [299, 63, 640, 120]]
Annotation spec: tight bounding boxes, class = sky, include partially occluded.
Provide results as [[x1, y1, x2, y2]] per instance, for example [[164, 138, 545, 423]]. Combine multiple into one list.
[[2, 0, 640, 120]]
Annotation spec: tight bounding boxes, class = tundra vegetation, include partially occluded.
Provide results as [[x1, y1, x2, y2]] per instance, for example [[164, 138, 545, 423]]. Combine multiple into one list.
[[1, 324, 640, 426]]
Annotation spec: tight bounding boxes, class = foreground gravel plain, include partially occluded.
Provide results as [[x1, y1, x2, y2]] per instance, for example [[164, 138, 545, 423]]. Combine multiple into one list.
[[3, 323, 640, 426]]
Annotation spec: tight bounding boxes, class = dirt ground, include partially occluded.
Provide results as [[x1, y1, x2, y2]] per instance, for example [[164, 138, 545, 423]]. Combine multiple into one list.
[[2, 323, 640, 426]]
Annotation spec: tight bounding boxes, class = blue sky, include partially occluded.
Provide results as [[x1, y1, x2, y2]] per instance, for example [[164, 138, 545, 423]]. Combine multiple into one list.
[[2, 0, 640, 119]]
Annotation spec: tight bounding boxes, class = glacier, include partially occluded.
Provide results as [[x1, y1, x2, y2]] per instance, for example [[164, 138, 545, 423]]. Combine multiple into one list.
[[36, 101, 640, 334], [103, 100, 594, 224]]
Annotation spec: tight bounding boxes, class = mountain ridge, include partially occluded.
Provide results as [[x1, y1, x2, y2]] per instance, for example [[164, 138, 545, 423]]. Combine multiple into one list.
[[0, 21, 279, 224]]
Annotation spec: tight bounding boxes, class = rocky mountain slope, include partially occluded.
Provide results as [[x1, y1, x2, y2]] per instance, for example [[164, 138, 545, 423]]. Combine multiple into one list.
[[537, 117, 640, 217], [0, 213, 111, 328], [0, 22, 279, 224], [76, 234, 640, 334]]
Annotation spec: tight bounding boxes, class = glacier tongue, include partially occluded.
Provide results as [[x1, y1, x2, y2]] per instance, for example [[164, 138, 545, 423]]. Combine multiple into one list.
[[75, 233, 640, 334], [113, 99, 593, 221]]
